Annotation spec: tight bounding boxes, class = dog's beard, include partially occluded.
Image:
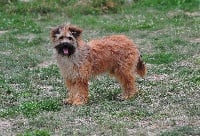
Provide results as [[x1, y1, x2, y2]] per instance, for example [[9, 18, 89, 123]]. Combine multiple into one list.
[[55, 43, 76, 56]]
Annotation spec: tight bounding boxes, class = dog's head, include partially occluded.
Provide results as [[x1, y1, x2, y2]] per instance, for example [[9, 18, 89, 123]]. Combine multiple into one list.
[[50, 24, 83, 56]]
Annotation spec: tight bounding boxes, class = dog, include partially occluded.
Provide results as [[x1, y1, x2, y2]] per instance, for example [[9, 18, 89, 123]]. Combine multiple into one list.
[[50, 24, 146, 105]]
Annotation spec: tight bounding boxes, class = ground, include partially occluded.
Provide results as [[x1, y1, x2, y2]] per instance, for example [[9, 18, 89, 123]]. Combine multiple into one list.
[[0, 0, 199, 135]]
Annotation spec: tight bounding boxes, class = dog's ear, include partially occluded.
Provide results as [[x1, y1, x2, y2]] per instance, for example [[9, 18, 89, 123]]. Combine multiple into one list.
[[50, 26, 63, 42], [68, 25, 83, 39]]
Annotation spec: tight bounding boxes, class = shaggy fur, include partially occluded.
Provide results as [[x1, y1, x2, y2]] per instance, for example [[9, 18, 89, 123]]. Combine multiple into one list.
[[51, 24, 146, 105]]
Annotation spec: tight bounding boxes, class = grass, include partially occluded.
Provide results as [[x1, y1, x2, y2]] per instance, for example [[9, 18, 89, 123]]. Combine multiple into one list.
[[160, 126, 200, 136], [0, 0, 199, 135]]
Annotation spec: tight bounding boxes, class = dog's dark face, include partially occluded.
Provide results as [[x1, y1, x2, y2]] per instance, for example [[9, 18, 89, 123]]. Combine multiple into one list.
[[51, 24, 82, 56]]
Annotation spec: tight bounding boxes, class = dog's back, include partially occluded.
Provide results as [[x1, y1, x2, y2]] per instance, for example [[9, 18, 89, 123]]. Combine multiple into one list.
[[87, 35, 145, 76]]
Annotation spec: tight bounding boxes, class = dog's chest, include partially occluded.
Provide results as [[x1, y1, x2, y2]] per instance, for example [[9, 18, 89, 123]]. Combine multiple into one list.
[[56, 55, 80, 80]]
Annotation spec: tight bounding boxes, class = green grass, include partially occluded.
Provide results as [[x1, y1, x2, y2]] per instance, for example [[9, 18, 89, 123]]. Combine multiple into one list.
[[17, 129, 50, 136], [0, 99, 61, 118], [0, 0, 200, 135]]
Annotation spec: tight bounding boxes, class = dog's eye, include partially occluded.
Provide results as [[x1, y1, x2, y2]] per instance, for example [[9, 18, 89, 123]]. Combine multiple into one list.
[[68, 36, 73, 41], [59, 36, 64, 40]]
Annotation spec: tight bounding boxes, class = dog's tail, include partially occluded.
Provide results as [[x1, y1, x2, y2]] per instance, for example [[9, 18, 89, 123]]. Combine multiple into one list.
[[136, 56, 147, 78]]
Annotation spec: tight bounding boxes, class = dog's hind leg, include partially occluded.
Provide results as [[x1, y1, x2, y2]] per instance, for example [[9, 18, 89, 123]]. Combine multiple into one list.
[[113, 69, 137, 100]]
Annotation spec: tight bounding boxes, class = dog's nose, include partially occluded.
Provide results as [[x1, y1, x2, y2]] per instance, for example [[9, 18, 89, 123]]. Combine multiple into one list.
[[62, 42, 69, 46]]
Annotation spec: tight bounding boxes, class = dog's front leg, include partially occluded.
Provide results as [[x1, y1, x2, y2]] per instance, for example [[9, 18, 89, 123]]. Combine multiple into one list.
[[64, 79, 89, 105]]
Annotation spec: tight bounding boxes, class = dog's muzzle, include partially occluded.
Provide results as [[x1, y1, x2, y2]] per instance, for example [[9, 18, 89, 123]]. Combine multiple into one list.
[[55, 42, 76, 56]]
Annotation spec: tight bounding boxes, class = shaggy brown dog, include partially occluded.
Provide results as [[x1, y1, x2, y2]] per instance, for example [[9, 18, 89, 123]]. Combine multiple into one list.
[[51, 24, 146, 105]]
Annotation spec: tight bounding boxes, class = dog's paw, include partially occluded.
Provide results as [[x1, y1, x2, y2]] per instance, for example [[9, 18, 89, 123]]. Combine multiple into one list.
[[63, 98, 88, 105], [116, 92, 137, 101], [63, 99, 73, 105], [116, 93, 129, 101], [72, 100, 87, 105], [72, 96, 88, 105]]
